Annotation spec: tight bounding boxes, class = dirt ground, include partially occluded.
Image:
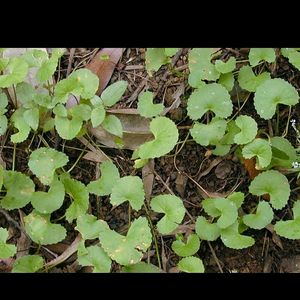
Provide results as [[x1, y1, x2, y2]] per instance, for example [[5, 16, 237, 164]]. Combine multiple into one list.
[[1, 48, 300, 273]]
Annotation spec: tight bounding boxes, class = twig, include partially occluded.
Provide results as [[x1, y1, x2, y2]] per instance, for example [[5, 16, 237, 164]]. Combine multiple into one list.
[[207, 241, 224, 273], [66, 48, 76, 76]]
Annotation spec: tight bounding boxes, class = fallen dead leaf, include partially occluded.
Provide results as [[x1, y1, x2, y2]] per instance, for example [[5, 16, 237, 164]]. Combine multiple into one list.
[[86, 48, 123, 94], [89, 109, 152, 150], [175, 172, 187, 198]]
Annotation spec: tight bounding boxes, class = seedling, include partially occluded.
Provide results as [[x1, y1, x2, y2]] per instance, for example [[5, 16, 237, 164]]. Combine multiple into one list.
[[137, 91, 164, 118]]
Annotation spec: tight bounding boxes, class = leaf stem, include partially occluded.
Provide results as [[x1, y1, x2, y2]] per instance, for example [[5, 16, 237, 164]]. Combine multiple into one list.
[[12, 143, 16, 171]]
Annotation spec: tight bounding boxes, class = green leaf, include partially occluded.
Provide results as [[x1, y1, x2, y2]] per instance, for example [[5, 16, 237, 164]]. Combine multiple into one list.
[[53, 104, 68, 117], [0, 57, 28, 88], [0, 165, 3, 190], [145, 48, 169, 74], [0, 115, 8, 135], [242, 138, 272, 169], [190, 117, 227, 146], [238, 66, 271, 92], [28, 147, 68, 185], [34, 93, 55, 109], [165, 48, 178, 57], [21, 49, 48, 67], [24, 210, 66, 245], [1, 171, 35, 210], [69, 69, 99, 99], [110, 176, 145, 210], [133, 158, 149, 169], [61, 175, 89, 222], [249, 48, 276, 66], [99, 217, 152, 266], [195, 216, 221, 241], [101, 80, 128, 107], [274, 200, 300, 239], [187, 83, 232, 120], [37, 48, 65, 82], [31, 178, 65, 214], [12, 255, 43, 273], [218, 72, 234, 91], [202, 197, 238, 228], [87, 161, 120, 196], [227, 192, 245, 209], [188, 48, 220, 82], [270, 137, 297, 168], [281, 48, 300, 71], [0, 92, 8, 111], [15, 82, 36, 108], [274, 218, 300, 240], [75, 214, 106, 240], [69, 104, 92, 121], [292, 200, 300, 219], [221, 120, 240, 145], [220, 221, 255, 249], [215, 57, 236, 73], [137, 91, 164, 118], [10, 108, 31, 143], [212, 144, 231, 156], [177, 256, 205, 273], [172, 234, 200, 257], [55, 115, 83, 140], [91, 104, 105, 127], [23, 107, 39, 131], [122, 262, 162, 273], [254, 78, 298, 120], [77, 242, 111, 273], [101, 115, 123, 138], [243, 201, 273, 230], [150, 195, 185, 234], [135, 116, 178, 159], [0, 228, 17, 258], [234, 115, 257, 145], [54, 76, 82, 104], [215, 198, 238, 229], [0, 58, 9, 71], [249, 170, 290, 210]]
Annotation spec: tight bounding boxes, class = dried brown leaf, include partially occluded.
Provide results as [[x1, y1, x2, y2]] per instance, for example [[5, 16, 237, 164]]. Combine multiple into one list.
[[89, 109, 152, 150], [142, 159, 155, 203], [86, 48, 123, 94]]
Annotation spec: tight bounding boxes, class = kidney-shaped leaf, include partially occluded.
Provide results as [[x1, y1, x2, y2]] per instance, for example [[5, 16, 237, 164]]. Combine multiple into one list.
[[1, 171, 35, 210], [110, 176, 145, 210], [187, 83, 232, 120], [177, 256, 205, 273], [220, 221, 255, 249], [242, 138, 272, 169], [24, 210, 66, 245], [28, 147, 69, 185], [190, 117, 227, 146], [172, 234, 200, 257], [31, 178, 65, 214], [12, 255, 43, 273], [137, 91, 164, 118], [99, 217, 152, 266], [243, 201, 274, 230], [75, 214, 106, 240], [150, 195, 186, 235], [135, 116, 178, 159], [254, 78, 298, 120], [249, 48, 276, 66], [234, 115, 257, 145], [87, 160, 120, 196], [249, 170, 290, 210], [215, 57, 236, 74], [195, 216, 221, 241], [0, 228, 17, 259]]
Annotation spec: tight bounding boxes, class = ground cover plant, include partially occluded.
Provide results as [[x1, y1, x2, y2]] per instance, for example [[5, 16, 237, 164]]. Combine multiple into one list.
[[1, 47, 300, 273]]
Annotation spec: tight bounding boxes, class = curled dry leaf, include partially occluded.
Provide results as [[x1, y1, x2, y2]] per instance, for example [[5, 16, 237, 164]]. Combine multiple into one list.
[[89, 109, 153, 150], [85, 48, 123, 95]]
